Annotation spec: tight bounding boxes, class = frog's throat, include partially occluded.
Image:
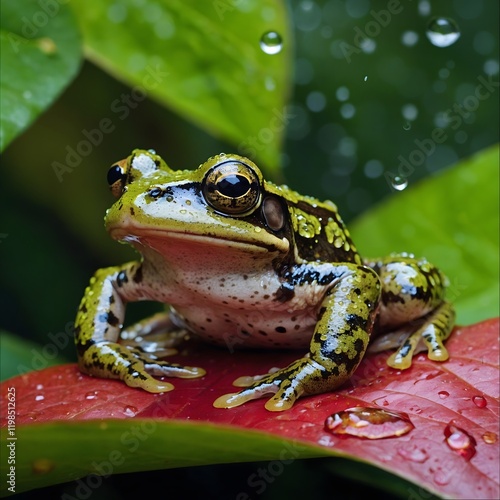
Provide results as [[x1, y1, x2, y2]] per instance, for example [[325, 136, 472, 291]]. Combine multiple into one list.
[[109, 227, 290, 254]]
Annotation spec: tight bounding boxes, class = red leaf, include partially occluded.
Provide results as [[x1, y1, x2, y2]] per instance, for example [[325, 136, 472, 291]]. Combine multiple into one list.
[[2, 319, 499, 498]]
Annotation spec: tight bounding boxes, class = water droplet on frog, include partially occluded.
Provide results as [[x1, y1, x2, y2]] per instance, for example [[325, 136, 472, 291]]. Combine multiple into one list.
[[36, 384, 44, 390], [32, 458, 55, 475], [35, 394, 45, 401], [472, 395, 487, 408], [85, 391, 99, 400], [403, 121, 411, 130], [124, 405, 138, 417], [363, 75, 368, 82], [481, 431, 498, 444], [397, 444, 429, 463], [426, 17, 461, 48], [444, 421, 477, 461], [438, 390, 449, 399], [260, 31, 283, 54], [324, 407, 414, 439], [391, 176, 408, 191]]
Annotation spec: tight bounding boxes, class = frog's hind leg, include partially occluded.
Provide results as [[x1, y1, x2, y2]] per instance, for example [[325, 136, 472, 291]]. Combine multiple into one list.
[[365, 254, 456, 370], [385, 301, 455, 369]]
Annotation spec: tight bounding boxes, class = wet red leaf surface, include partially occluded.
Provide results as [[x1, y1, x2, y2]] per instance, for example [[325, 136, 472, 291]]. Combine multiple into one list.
[[2, 318, 499, 499]]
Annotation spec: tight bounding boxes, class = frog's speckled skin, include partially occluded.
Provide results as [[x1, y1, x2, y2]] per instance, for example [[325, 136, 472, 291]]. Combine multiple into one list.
[[75, 150, 455, 411]]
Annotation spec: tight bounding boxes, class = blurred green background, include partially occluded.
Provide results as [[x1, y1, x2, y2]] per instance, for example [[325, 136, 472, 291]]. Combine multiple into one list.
[[1, 0, 498, 498]]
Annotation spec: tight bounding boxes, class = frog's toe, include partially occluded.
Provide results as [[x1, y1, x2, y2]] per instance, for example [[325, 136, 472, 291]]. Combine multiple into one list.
[[125, 374, 175, 393], [213, 382, 279, 409], [146, 362, 206, 379]]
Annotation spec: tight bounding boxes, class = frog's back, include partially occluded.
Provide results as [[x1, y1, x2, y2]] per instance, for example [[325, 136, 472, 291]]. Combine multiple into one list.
[[265, 181, 362, 265]]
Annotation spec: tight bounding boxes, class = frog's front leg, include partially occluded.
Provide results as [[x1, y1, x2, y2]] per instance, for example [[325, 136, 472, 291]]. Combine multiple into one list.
[[75, 262, 205, 393], [214, 264, 380, 411]]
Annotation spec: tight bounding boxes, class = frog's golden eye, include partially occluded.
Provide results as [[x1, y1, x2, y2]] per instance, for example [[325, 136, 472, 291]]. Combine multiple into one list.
[[203, 161, 261, 216], [107, 164, 127, 198]]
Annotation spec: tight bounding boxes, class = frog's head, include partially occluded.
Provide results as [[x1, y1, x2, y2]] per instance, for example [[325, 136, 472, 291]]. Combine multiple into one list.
[[105, 149, 291, 260]]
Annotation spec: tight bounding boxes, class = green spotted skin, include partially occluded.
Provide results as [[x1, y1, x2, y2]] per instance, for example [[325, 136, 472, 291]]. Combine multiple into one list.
[[75, 150, 455, 411]]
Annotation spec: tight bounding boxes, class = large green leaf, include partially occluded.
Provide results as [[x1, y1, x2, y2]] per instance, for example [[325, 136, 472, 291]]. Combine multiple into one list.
[[0, 0, 82, 151], [70, 0, 292, 174], [351, 144, 500, 325]]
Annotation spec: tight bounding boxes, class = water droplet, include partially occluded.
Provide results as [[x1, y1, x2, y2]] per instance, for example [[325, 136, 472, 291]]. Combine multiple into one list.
[[335, 86, 350, 102], [124, 405, 138, 417], [438, 390, 449, 399], [397, 444, 429, 463], [324, 407, 414, 439], [391, 176, 408, 191], [35, 395, 44, 401], [444, 421, 477, 461], [36, 384, 44, 390], [472, 395, 487, 408], [32, 458, 55, 475], [403, 121, 411, 131], [482, 432, 498, 444], [363, 75, 368, 82], [401, 30, 419, 47], [85, 391, 99, 400], [260, 31, 283, 54], [36, 37, 58, 55], [426, 18, 461, 48]]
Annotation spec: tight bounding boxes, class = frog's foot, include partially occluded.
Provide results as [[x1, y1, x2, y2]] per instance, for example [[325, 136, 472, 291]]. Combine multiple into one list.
[[386, 302, 455, 370], [213, 358, 325, 412], [79, 341, 205, 393], [120, 312, 190, 357]]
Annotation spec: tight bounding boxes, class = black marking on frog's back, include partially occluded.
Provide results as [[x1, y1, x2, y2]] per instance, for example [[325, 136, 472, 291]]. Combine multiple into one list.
[[292, 200, 361, 265]]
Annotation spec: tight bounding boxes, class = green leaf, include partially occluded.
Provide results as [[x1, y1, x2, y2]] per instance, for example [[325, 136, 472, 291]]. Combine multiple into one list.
[[0, 331, 66, 381], [70, 0, 292, 174], [351, 144, 500, 325], [1, 421, 323, 495], [0, 0, 82, 151]]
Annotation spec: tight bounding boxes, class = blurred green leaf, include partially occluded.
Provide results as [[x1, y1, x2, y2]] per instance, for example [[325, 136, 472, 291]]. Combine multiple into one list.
[[71, 0, 292, 175], [351, 144, 500, 325], [0, 0, 82, 151], [0, 331, 65, 381]]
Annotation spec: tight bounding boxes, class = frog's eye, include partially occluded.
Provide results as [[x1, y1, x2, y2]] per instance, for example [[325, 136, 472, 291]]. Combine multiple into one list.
[[107, 164, 127, 198], [203, 161, 261, 216]]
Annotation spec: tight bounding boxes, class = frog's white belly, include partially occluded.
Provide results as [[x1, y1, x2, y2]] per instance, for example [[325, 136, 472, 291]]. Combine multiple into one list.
[[175, 303, 317, 349]]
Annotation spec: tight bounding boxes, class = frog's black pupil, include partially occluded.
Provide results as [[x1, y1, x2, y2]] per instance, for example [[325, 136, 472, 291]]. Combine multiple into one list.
[[107, 165, 124, 185], [217, 175, 250, 198]]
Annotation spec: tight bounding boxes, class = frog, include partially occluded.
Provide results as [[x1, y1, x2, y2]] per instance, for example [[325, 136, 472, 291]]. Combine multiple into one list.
[[75, 149, 455, 412]]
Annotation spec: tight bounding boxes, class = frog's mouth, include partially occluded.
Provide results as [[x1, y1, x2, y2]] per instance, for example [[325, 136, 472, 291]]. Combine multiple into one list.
[[109, 226, 290, 255]]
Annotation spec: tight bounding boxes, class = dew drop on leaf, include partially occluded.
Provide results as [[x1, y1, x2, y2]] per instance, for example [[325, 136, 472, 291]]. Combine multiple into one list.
[[124, 405, 138, 417], [426, 17, 461, 48], [32, 458, 55, 475], [481, 432, 498, 444], [260, 31, 283, 54], [438, 390, 449, 399], [444, 421, 477, 461], [324, 407, 414, 439], [85, 391, 99, 400], [397, 444, 429, 463], [392, 176, 408, 191], [472, 395, 487, 408]]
